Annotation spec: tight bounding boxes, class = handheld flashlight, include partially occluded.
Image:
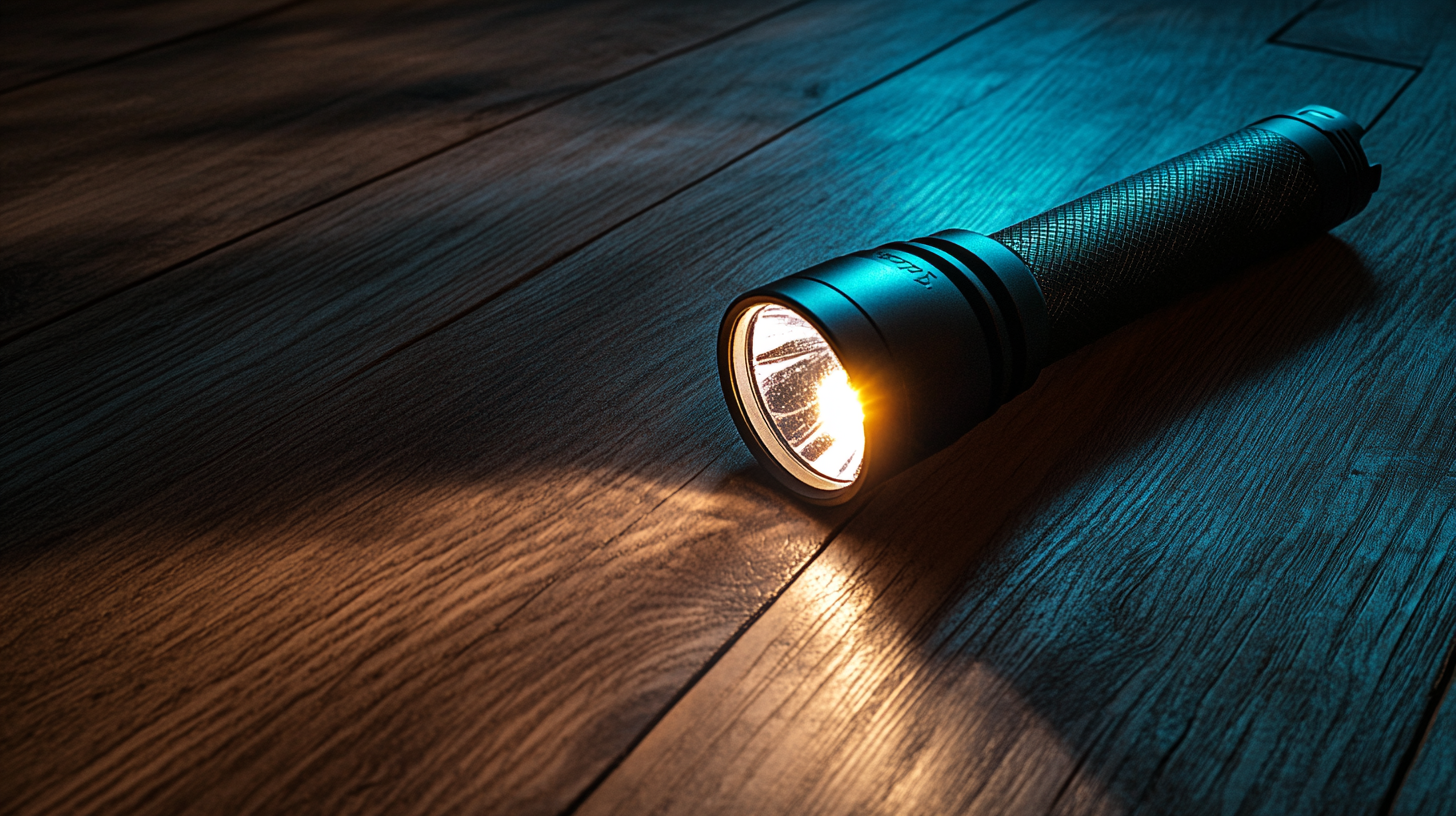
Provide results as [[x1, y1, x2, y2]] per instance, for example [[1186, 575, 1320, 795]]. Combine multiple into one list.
[[718, 105, 1380, 504]]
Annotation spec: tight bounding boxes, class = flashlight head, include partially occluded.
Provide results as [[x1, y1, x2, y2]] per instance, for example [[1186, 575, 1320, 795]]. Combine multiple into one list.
[[719, 231, 1048, 504]]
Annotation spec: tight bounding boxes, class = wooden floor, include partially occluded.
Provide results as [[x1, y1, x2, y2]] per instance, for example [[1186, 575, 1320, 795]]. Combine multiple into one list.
[[3, 1, 1454, 813]]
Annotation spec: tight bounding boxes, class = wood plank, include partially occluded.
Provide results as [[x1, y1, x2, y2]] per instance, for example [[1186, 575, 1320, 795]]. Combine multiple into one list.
[[578, 12, 1456, 816], [1275, 0, 1453, 67], [0, 0, 291, 93], [1378, 35, 1456, 814], [0, 0, 792, 341], [0, 0, 1032, 558], [0, 0, 1063, 813]]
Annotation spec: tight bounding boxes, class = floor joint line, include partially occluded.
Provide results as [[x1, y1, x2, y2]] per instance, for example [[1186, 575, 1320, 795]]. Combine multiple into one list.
[[1268, 38, 1425, 72], [1266, 0, 1326, 45], [0, 0, 316, 97], [1366, 68, 1423, 132], [1379, 626, 1456, 815]]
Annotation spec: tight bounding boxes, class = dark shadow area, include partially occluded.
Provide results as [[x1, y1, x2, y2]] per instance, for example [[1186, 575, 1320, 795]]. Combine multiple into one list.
[[0, 0, 303, 95], [0, 0, 802, 341]]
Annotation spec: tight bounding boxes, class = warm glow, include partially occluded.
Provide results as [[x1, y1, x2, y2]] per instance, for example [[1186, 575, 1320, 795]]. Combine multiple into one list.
[[813, 368, 865, 471]]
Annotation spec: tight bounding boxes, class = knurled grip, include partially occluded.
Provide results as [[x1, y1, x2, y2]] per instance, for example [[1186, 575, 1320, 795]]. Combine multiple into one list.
[[991, 127, 1325, 360]]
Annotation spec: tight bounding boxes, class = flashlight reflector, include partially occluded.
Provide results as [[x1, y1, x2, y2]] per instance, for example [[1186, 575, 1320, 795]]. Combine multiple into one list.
[[732, 304, 864, 487]]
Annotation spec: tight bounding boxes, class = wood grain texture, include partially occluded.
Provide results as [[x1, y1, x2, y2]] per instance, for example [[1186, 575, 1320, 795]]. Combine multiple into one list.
[[0, 0, 1030, 569], [1380, 35, 1456, 816], [1277, 0, 1453, 67], [0, 0, 1048, 812], [0, 0, 291, 93], [1, 1, 1446, 815], [0, 0, 791, 340], [580, 6, 1456, 816]]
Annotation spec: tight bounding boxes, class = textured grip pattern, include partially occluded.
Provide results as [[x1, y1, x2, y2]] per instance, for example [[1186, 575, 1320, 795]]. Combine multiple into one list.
[[991, 128, 1324, 359]]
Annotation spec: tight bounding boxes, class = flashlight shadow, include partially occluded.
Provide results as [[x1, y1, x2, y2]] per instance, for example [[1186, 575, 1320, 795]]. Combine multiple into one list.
[[807, 234, 1375, 811]]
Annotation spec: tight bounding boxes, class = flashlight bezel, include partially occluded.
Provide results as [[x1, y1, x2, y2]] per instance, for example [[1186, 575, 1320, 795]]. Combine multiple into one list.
[[719, 233, 1046, 506]]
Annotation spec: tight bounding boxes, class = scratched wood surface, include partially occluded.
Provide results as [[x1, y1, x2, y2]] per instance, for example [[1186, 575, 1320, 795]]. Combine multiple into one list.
[[2, 0, 1452, 814]]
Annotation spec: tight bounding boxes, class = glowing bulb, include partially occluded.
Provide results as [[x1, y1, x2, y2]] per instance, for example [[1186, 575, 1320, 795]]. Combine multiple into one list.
[[813, 368, 864, 467]]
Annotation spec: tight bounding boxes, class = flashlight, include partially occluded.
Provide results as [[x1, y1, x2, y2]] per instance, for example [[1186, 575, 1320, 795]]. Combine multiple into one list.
[[718, 105, 1380, 504]]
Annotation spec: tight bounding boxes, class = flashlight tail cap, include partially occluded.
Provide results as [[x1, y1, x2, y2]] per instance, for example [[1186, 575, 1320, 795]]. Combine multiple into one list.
[[1249, 104, 1382, 228]]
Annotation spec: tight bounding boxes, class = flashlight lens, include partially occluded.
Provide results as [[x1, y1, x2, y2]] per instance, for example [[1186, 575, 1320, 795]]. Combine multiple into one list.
[[743, 304, 864, 484]]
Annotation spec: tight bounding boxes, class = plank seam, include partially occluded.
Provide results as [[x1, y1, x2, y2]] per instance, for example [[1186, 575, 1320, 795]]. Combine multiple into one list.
[[1265, 0, 1327, 45], [553, 6, 1062, 810], [1262, 4, 1426, 138], [1381, 634, 1456, 815], [1268, 39, 1425, 72], [0, 0, 817, 350], [1364, 68, 1424, 132], [0, 0, 316, 97], [561, 482, 881, 815]]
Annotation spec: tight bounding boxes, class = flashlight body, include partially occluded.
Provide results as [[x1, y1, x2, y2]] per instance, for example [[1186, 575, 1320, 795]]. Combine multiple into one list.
[[720, 106, 1381, 504], [993, 109, 1380, 359]]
